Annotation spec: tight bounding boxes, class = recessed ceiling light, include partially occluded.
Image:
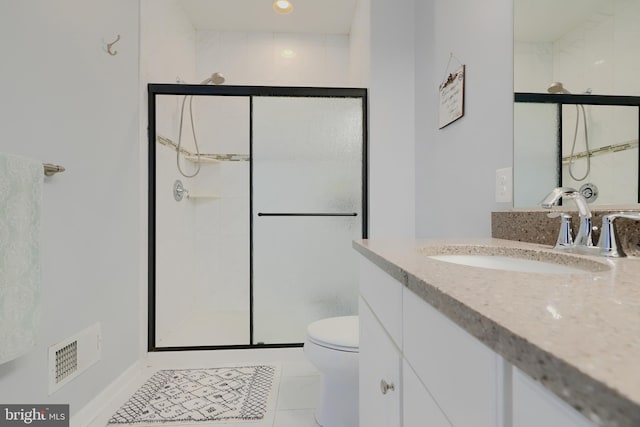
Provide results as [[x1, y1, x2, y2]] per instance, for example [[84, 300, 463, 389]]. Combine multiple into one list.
[[273, 0, 294, 14], [281, 49, 296, 59]]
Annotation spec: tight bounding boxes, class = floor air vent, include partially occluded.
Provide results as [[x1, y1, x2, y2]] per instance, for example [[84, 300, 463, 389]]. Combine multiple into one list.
[[48, 323, 101, 394]]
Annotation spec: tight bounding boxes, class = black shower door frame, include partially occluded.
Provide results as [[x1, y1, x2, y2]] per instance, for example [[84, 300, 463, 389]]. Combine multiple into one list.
[[147, 84, 368, 351]]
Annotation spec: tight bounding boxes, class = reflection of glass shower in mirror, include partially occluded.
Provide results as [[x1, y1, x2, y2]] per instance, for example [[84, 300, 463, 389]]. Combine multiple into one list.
[[514, 98, 639, 207], [513, 0, 640, 208]]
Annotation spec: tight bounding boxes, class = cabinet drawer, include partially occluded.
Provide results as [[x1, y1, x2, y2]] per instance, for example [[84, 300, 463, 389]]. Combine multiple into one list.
[[359, 258, 403, 348], [513, 367, 598, 427], [403, 286, 499, 427]]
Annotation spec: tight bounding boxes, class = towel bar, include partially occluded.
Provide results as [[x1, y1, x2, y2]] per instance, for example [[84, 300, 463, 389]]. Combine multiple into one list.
[[43, 163, 65, 176]]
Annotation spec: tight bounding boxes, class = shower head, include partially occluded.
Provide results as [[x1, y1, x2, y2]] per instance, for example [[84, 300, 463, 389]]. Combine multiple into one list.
[[201, 72, 226, 85], [547, 82, 571, 94]]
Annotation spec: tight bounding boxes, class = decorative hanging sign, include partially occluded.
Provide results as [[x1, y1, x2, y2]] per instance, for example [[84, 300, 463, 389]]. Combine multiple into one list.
[[438, 64, 465, 129]]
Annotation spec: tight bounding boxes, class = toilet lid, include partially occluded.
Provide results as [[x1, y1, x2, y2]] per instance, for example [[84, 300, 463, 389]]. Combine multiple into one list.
[[307, 316, 359, 351]]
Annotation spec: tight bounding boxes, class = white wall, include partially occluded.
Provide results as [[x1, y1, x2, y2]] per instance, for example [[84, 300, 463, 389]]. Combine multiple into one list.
[[0, 0, 140, 412], [141, 0, 197, 85], [369, 0, 416, 238], [415, 0, 514, 238], [349, 0, 371, 86]]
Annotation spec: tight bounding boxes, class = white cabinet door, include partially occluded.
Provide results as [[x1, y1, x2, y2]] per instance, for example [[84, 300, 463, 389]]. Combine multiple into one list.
[[403, 359, 452, 427], [513, 368, 598, 427], [359, 297, 401, 427], [359, 258, 403, 348], [403, 287, 500, 427]]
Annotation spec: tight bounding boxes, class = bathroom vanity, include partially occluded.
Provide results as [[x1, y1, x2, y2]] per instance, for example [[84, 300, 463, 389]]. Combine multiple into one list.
[[355, 238, 640, 427]]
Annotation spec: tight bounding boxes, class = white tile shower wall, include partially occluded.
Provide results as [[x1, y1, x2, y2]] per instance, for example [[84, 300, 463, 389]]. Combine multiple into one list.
[[193, 163, 250, 313], [140, 0, 197, 162], [614, 0, 640, 96], [154, 145, 198, 343], [513, 42, 553, 93], [196, 31, 351, 87], [191, 96, 249, 154], [190, 97, 249, 314], [515, 1, 640, 96], [550, 1, 640, 97]]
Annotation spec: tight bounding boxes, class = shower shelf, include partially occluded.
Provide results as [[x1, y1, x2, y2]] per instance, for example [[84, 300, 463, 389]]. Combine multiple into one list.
[[156, 135, 249, 163], [187, 194, 222, 200], [184, 154, 250, 163], [184, 155, 222, 164], [561, 138, 639, 163]]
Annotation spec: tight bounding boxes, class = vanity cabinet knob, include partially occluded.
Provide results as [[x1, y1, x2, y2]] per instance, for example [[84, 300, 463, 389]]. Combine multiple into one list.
[[380, 379, 395, 395]]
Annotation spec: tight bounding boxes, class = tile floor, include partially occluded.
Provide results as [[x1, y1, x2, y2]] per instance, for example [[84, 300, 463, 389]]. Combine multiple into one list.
[[87, 348, 321, 427]]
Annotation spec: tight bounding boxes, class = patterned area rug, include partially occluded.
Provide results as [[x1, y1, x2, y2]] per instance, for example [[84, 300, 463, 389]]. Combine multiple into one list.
[[108, 366, 277, 425]]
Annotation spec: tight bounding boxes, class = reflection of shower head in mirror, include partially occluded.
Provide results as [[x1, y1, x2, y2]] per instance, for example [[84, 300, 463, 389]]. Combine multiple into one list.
[[547, 81, 571, 94], [200, 72, 226, 85]]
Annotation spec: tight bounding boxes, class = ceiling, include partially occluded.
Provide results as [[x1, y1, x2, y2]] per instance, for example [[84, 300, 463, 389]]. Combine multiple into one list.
[[180, 0, 612, 42], [179, 0, 359, 34], [514, 0, 613, 42]]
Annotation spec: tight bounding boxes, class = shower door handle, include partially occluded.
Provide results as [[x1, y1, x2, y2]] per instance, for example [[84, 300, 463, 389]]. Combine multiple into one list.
[[257, 213, 358, 217]]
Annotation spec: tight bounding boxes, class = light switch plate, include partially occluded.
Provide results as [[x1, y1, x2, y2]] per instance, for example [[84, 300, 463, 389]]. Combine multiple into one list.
[[495, 167, 513, 203]]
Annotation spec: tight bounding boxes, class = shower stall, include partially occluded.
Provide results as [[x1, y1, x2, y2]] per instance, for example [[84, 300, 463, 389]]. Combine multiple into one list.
[[148, 84, 368, 350]]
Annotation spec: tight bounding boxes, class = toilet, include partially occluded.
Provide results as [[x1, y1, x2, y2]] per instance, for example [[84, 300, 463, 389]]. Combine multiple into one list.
[[303, 316, 359, 427]]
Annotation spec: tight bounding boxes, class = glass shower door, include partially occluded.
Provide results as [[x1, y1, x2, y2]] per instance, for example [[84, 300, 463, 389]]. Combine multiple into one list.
[[252, 96, 365, 344], [153, 94, 251, 348]]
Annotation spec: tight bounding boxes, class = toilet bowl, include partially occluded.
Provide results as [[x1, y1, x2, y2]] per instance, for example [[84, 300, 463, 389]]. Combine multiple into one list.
[[303, 316, 359, 427]]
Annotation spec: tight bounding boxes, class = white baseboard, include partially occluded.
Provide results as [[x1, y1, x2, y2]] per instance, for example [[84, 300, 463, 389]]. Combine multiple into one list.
[[70, 360, 143, 427]]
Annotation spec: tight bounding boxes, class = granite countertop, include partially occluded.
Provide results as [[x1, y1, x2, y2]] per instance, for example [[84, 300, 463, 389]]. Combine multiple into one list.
[[353, 238, 640, 427]]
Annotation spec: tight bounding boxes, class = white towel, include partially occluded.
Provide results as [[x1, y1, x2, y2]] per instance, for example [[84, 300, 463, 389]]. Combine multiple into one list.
[[0, 152, 43, 365]]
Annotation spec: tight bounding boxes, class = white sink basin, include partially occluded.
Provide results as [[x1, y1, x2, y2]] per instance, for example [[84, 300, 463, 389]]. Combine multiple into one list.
[[428, 254, 590, 274], [420, 245, 610, 274]]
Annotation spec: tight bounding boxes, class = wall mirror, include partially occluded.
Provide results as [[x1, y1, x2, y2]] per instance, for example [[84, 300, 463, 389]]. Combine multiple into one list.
[[513, 0, 640, 208]]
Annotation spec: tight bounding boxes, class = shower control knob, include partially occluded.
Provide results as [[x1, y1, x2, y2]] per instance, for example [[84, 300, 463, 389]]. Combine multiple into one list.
[[579, 183, 598, 203], [173, 179, 188, 202], [380, 379, 395, 395]]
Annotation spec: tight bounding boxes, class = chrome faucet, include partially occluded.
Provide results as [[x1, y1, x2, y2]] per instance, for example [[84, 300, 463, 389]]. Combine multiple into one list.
[[597, 212, 640, 257], [541, 187, 594, 249], [546, 211, 574, 249]]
